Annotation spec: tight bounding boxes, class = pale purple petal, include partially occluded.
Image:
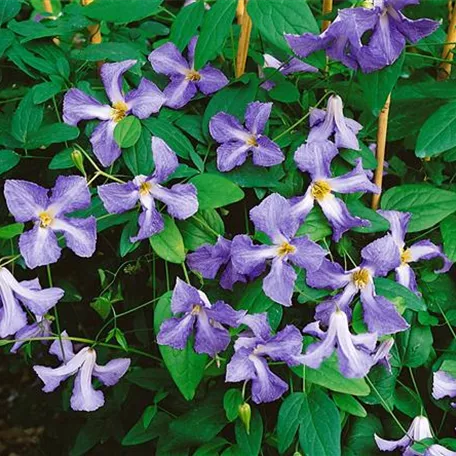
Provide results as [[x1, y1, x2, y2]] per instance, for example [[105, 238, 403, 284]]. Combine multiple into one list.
[[187, 237, 231, 279], [186, 36, 198, 65], [90, 120, 121, 168], [98, 181, 139, 214], [197, 65, 229, 95], [148, 42, 189, 76], [231, 235, 276, 275], [151, 183, 198, 220], [130, 192, 164, 242], [245, 102, 272, 135], [220, 261, 250, 290], [0, 277, 27, 337], [216, 141, 250, 172], [171, 278, 204, 314], [394, 12, 439, 44], [125, 78, 165, 119], [100, 59, 136, 104], [11, 318, 51, 353], [408, 240, 453, 273], [282, 57, 319, 75], [425, 445, 456, 456], [225, 348, 256, 382], [164, 76, 197, 109], [206, 301, 245, 327], [250, 355, 288, 404], [299, 320, 337, 370], [432, 370, 456, 401], [314, 283, 357, 325], [374, 434, 411, 452], [252, 136, 284, 168], [48, 175, 91, 216], [328, 160, 379, 194], [4, 180, 48, 222], [19, 225, 61, 269], [289, 188, 315, 225], [194, 309, 230, 356], [150, 136, 179, 182], [285, 32, 333, 60], [263, 257, 297, 306], [289, 236, 327, 271], [209, 112, 251, 143], [156, 314, 195, 350], [361, 234, 401, 276], [306, 258, 351, 290], [377, 209, 410, 249], [395, 263, 418, 293], [239, 313, 271, 341], [49, 331, 75, 362], [93, 358, 131, 386], [294, 140, 338, 180], [62, 88, 111, 126]]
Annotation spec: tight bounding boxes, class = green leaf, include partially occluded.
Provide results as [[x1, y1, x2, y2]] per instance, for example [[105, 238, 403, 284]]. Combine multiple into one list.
[[49, 149, 75, 170], [123, 127, 153, 175], [235, 408, 263, 456], [119, 218, 140, 258], [0, 149, 20, 174], [190, 173, 244, 210], [25, 123, 79, 149], [223, 389, 244, 422], [193, 438, 229, 456], [170, 0, 205, 51], [0, 0, 21, 26], [381, 184, 456, 232], [347, 200, 389, 234], [0, 29, 14, 58], [150, 215, 186, 264], [332, 393, 367, 418], [394, 385, 421, 418], [90, 296, 111, 320], [237, 279, 275, 313], [0, 223, 24, 239], [71, 43, 142, 62], [277, 393, 305, 453], [114, 116, 142, 148], [374, 278, 426, 312], [343, 416, 383, 456], [143, 117, 193, 159], [83, 0, 162, 24], [397, 318, 433, 368], [11, 91, 43, 144], [416, 101, 456, 158], [248, 0, 318, 51], [154, 291, 208, 400], [299, 389, 341, 456], [296, 206, 332, 241], [441, 215, 456, 261], [269, 81, 300, 103], [32, 79, 63, 104], [122, 412, 171, 446], [194, 0, 237, 69]]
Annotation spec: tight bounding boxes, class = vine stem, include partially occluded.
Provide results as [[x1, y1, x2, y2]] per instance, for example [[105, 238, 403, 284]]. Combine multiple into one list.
[[235, 0, 252, 78], [438, 1, 456, 80], [322, 0, 333, 32], [371, 93, 391, 210]]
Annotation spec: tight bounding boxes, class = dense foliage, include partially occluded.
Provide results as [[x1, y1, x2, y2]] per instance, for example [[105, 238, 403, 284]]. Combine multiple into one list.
[[1, 0, 456, 455]]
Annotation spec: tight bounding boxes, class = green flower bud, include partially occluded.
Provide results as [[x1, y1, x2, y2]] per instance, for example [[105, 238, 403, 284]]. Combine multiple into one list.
[[71, 150, 86, 176], [238, 402, 251, 434]]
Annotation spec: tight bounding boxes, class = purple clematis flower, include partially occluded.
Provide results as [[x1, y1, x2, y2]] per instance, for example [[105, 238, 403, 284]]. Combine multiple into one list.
[[292, 141, 379, 241], [308, 235, 409, 336], [98, 137, 198, 242], [424, 446, 456, 456], [298, 309, 378, 378], [226, 313, 303, 404], [209, 101, 284, 172], [0, 267, 63, 338], [432, 363, 456, 408], [4, 176, 96, 269], [157, 278, 245, 357], [187, 236, 262, 290], [11, 315, 52, 354], [260, 53, 318, 90], [34, 331, 131, 412], [231, 193, 327, 306], [63, 60, 164, 167], [149, 36, 228, 109], [378, 210, 452, 294]]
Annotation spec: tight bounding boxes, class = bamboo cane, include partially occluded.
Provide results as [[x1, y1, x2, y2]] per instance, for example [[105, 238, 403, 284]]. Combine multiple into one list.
[[371, 94, 391, 210], [322, 0, 333, 32], [82, 0, 102, 46], [43, 0, 53, 14], [236, 0, 245, 24], [438, 0, 456, 80], [235, 0, 252, 78]]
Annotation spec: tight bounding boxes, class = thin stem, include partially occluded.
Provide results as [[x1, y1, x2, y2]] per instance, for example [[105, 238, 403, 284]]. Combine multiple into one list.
[[435, 300, 456, 341], [47, 265, 65, 363], [182, 262, 191, 284]]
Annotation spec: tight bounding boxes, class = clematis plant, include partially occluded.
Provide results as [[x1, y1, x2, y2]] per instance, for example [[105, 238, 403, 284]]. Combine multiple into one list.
[[63, 60, 164, 167], [432, 360, 456, 408], [231, 193, 327, 306], [34, 332, 131, 412], [209, 101, 284, 172], [4, 176, 96, 269], [226, 313, 303, 404], [98, 137, 198, 242], [307, 235, 409, 336], [149, 36, 228, 109], [10, 315, 52, 354], [378, 210, 452, 294], [157, 278, 245, 357], [0, 267, 63, 338]]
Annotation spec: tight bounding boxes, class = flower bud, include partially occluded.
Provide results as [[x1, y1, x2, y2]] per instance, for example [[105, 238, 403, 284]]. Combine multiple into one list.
[[238, 402, 251, 434], [293, 452, 303, 456], [71, 150, 86, 176]]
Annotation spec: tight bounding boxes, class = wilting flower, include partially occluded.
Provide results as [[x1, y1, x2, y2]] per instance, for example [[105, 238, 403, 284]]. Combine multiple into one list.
[[285, 1, 438, 73], [157, 278, 245, 357], [4, 176, 96, 269], [308, 235, 409, 336], [34, 332, 130, 412], [231, 193, 327, 306], [378, 210, 452, 294], [63, 60, 164, 167], [298, 309, 378, 378], [209, 101, 284, 172], [260, 53, 318, 90], [292, 142, 379, 241], [0, 268, 63, 338], [98, 137, 198, 242], [11, 315, 52, 354], [149, 36, 228, 109], [187, 236, 262, 290], [432, 363, 456, 408], [226, 313, 303, 404]]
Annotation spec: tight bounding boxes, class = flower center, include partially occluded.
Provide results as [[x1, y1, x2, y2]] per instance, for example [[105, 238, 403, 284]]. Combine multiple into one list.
[[191, 304, 202, 315], [38, 211, 53, 228], [401, 249, 412, 265], [352, 268, 370, 289], [246, 135, 258, 147], [311, 180, 332, 200], [277, 242, 296, 257], [139, 181, 152, 196], [111, 101, 128, 122], [186, 69, 201, 81]]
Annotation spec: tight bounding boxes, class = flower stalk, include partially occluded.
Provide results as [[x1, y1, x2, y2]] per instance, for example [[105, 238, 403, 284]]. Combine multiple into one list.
[[235, 0, 253, 78]]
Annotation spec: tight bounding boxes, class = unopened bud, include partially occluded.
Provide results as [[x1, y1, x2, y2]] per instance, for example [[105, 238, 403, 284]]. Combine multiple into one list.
[[293, 452, 303, 456], [71, 150, 86, 176], [238, 402, 251, 434]]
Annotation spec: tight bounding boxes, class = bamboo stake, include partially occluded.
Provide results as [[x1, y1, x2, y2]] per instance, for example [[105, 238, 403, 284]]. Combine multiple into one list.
[[371, 94, 391, 210], [236, 0, 245, 24], [235, 0, 252, 78], [322, 0, 333, 32], [82, 0, 102, 46], [438, 1, 456, 80], [43, 0, 53, 14]]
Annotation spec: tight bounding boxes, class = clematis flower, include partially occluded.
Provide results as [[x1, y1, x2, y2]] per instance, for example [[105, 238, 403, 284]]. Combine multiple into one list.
[[292, 141, 379, 241], [209, 101, 284, 172], [149, 36, 228, 109], [432, 363, 456, 408], [63, 60, 164, 167], [226, 313, 303, 404], [34, 332, 131, 412], [375, 415, 437, 455], [298, 309, 378, 378], [378, 210, 452, 294], [0, 267, 63, 338], [424, 445, 456, 456], [260, 53, 318, 90], [187, 236, 263, 290], [307, 235, 409, 336], [11, 315, 52, 353], [4, 176, 96, 269], [98, 137, 198, 242], [231, 193, 327, 306], [157, 278, 245, 357]]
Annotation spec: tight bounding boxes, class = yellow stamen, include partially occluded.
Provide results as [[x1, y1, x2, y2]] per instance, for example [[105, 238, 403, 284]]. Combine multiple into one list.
[[352, 268, 370, 289], [191, 305, 202, 315], [38, 212, 53, 228], [111, 101, 128, 122], [277, 242, 296, 257], [186, 69, 201, 82], [246, 136, 258, 147], [311, 180, 332, 200], [401, 249, 412, 265], [139, 181, 152, 196]]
